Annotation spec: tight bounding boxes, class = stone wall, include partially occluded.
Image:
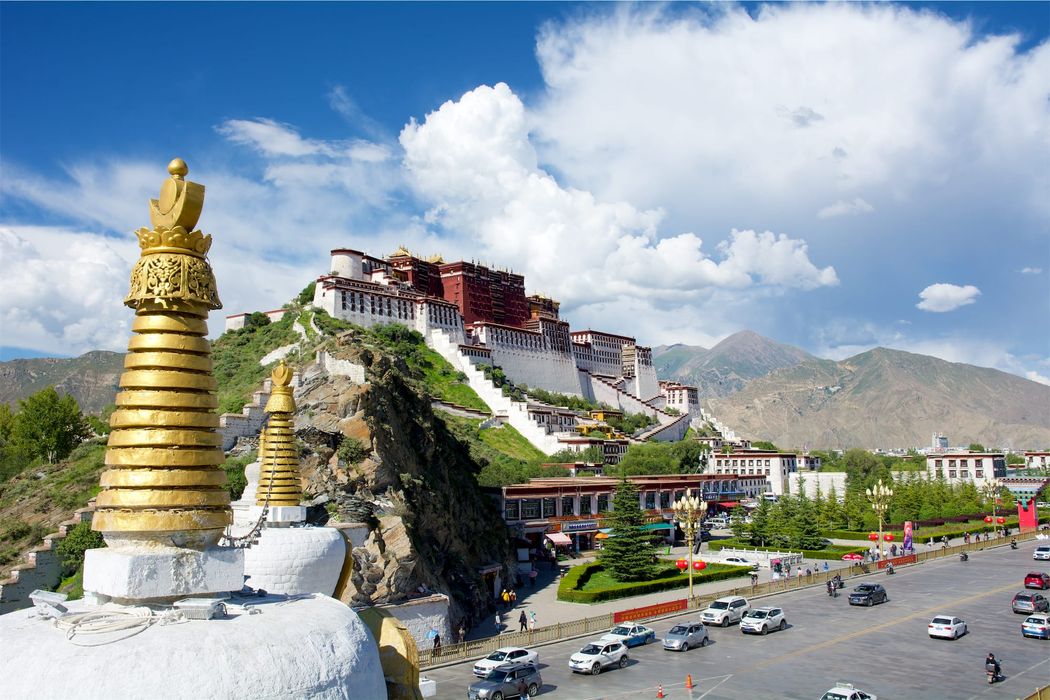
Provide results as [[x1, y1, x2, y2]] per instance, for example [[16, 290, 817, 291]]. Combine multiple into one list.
[[380, 593, 452, 652], [316, 350, 367, 384], [486, 345, 583, 396], [787, 471, 848, 498], [0, 504, 95, 615]]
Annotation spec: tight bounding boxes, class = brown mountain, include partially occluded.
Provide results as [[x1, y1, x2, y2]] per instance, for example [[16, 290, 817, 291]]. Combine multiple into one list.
[[706, 347, 1050, 450], [653, 330, 815, 398], [0, 351, 125, 415]]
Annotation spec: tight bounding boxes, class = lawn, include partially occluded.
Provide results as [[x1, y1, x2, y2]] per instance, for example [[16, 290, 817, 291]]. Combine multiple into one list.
[[414, 346, 490, 413], [479, 424, 546, 462], [559, 561, 752, 602]]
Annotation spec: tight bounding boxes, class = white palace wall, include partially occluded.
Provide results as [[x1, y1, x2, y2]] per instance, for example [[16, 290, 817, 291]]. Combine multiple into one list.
[[487, 345, 583, 396]]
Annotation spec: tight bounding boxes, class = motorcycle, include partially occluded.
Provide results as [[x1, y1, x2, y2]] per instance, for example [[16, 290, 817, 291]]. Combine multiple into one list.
[[885, 563, 895, 575], [960, 552, 969, 562], [1010, 540, 1018, 550], [985, 662, 1002, 684]]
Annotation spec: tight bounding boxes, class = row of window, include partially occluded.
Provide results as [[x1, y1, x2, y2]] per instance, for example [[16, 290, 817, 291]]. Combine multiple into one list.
[[713, 468, 772, 476], [483, 326, 545, 350], [937, 470, 985, 479], [933, 458, 990, 468], [341, 291, 415, 320]]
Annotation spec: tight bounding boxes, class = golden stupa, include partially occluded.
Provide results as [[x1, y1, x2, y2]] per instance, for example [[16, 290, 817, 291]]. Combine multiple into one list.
[[256, 362, 303, 506], [92, 158, 231, 544]]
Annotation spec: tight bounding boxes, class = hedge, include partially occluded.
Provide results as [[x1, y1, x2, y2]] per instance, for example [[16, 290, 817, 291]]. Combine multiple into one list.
[[557, 562, 751, 603], [827, 513, 1050, 542], [707, 539, 868, 559]]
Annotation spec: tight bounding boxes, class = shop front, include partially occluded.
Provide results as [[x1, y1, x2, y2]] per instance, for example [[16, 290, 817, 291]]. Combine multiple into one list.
[[561, 519, 600, 552]]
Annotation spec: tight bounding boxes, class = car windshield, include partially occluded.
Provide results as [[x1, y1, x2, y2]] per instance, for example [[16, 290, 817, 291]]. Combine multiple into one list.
[[1025, 616, 1045, 624], [931, 617, 952, 624], [669, 625, 688, 635], [746, 610, 768, 618], [578, 645, 601, 655], [710, 601, 729, 610], [855, 586, 874, 593], [1016, 595, 1033, 602], [610, 626, 631, 635], [820, 693, 849, 700], [486, 651, 509, 661], [484, 670, 511, 682]]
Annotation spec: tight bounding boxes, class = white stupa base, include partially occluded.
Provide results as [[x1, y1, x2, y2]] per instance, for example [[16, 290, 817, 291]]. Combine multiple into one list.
[[244, 526, 346, 596], [268, 505, 307, 523], [84, 545, 244, 603], [0, 594, 387, 699]]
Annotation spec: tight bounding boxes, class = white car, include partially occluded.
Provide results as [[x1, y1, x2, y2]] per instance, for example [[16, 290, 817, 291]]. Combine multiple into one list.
[[928, 615, 967, 639], [701, 595, 750, 627], [568, 641, 628, 675], [1034, 545, 1050, 561], [723, 556, 760, 570], [821, 682, 877, 700], [473, 647, 539, 677], [740, 606, 787, 635], [599, 623, 656, 647]]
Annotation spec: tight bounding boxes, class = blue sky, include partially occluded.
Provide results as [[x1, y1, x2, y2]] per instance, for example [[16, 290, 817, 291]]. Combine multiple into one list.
[[1, 2, 1048, 384]]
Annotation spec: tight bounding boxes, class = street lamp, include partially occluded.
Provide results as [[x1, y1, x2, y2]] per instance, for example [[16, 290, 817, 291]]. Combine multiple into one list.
[[981, 479, 1002, 537], [865, 481, 893, 559], [672, 494, 707, 602]]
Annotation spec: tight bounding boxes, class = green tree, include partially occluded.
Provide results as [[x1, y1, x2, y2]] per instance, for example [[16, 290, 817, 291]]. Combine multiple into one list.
[[729, 505, 751, 541], [751, 440, 779, 451], [967, 443, 986, 452], [297, 281, 316, 305], [747, 497, 773, 546], [55, 522, 105, 577], [599, 476, 653, 581], [10, 387, 91, 464], [548, 446, 604, 464], [791, 488, 825, 549]]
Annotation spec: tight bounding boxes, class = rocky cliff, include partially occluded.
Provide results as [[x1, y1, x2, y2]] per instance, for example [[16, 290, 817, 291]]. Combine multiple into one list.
[[291, 333, 512, 627]]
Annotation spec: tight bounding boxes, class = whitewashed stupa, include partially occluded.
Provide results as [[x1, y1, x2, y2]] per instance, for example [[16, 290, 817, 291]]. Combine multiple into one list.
[[0, 159, 386, 699]]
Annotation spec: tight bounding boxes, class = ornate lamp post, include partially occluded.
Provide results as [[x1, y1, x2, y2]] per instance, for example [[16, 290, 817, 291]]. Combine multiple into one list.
[[672, 494, 707, 602], [865, 481, 893, 559], [981, 479, 1002, 537]]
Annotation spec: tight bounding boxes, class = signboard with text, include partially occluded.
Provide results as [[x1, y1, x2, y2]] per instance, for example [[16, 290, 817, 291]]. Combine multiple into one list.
[[876, 554, 916, 569], [613, 599, 687, 623]]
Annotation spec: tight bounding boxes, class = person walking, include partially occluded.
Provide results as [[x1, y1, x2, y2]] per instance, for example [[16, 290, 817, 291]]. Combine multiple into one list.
[[458, 624, 466, 644], [510, 590, 518, 606], [432, 633, 441, 657], [519, 610, 528, 633], [528, 611, 536, 635], [822, 561, 829, 573], [496, 611, 504, 636], [529, 568, 538, 587]]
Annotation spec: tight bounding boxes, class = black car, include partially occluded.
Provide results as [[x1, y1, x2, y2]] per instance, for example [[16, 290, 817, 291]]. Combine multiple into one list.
[[848, 583, 889, 606]]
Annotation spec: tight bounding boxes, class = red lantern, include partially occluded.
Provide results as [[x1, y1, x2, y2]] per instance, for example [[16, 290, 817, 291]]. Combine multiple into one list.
[[984, 516, 993, 523], [676, 559, 688, 571], [996, 517, 1005, 524], [693, 561, 707, 571], [868, 532, 878, 542], [883, 533, 894, 542]]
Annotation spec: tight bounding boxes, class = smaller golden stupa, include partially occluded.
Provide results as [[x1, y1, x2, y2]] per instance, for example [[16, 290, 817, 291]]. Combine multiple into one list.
[[256, 362, 303, 506]]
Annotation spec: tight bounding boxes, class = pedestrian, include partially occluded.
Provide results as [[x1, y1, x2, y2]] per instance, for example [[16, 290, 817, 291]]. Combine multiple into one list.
[[458, 624, 466, 644], [516, 678, 528, 697], [530, 568, 538, 587], [510, 590, 517, 605], [528, 611, 536, 634], [501, 588, 509, 608], [496, 611, 504, 635], [750, 571, 759, 587], [432, 633, 441, 657], [519, 610, 528, 632], [822, 561, 829, 573], [797, 568, 803, 584]]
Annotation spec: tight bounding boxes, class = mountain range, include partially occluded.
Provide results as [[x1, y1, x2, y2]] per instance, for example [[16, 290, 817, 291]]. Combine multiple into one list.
[[0, 351, 124, 415]]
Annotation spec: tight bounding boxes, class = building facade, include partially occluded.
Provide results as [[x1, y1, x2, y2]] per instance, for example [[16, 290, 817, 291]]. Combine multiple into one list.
[[706, 450, 802, 496], [925, 452, 1007, 485]]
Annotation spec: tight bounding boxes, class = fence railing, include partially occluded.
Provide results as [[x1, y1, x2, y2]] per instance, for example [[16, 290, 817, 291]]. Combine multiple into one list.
[[418, 528, 1041, 669], [1021, 685, 1050, 700]]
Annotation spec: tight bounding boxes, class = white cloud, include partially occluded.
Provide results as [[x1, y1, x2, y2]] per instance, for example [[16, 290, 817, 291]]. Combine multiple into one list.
[[400, 83, 837, 312], [817, 198, 874, 219], [1020, 267, 1043, 275], [1026, 371, 1050, 386], [916, 283, 981, 312]]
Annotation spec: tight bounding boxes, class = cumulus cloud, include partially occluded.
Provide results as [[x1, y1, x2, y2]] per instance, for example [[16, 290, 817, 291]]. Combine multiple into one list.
[[817, 198, 875, 219], [400, 83, 837, 310], [1020, 267, 1043, 274], [1026, 371, 1050, 386], [916, 283, 981, 312]]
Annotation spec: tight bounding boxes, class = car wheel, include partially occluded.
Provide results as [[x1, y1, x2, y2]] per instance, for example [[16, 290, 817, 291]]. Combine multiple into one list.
[[618, 655, 628, 669], [701, 636, 708, 647], [760, 625, 768, 635], [866, 598, 872, 607], [722, 618, 729, 628], [681, 642, 689, 652], [493, 693, 503, 700], [528, 683, 539, 697], [779, 620, 787, 631], [591, 663, 602, 675]]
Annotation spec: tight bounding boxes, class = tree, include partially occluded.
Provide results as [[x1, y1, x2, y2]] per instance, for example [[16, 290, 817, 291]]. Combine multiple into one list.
[[10, 387, 91, 464], [243, 311, 271, 332], [297, 281, 316, 305], [548, 446, 604, 464], [747, 498, 773, 546], [599, 476, 653, 581], [967, 443, 986, 453], [751, 440, 779, 451], [56, 522, 105, 577]]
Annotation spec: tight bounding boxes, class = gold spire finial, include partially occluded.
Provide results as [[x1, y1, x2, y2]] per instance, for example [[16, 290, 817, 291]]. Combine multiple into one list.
[[93, 159, 231, 543], [257, 363, 302, 507]]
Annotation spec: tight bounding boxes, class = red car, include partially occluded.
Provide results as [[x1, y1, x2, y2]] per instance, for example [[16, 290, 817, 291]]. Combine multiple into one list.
[[1025, 572, 1050, 590]]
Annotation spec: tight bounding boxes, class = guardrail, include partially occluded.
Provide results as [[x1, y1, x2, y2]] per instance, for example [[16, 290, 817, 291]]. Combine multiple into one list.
[[418, 529, 1041, 669], [1022, 685, 1050, 700]]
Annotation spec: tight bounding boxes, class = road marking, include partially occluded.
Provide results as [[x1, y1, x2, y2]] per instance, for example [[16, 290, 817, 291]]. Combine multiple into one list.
[[749, 580, 1021, 672], [575, 674, 734, 700], [965, 656, 1050, 700]]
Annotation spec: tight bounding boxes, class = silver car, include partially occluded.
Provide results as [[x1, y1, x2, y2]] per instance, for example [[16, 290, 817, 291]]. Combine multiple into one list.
[[662, 622, 708, 651]]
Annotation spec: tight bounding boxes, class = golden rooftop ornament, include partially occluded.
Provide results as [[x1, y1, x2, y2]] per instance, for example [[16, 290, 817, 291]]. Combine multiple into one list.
[[93, 159, 231, 542], [256, 362, 303, 507]]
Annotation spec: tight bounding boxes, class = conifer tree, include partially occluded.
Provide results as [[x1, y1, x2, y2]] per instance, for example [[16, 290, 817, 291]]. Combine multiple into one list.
[[599, 475, 653, 581]]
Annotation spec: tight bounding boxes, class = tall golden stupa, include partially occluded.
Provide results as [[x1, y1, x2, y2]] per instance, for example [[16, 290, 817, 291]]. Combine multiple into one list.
[[92, 158, 231, 547], [256, 361, 303, 507]]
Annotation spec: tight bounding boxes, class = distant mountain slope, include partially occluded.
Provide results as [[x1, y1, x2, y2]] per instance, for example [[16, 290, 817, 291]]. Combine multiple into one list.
[[0, 351, 125, 415], [706, 347, 1050, 450], [654, 330, 815, 397]]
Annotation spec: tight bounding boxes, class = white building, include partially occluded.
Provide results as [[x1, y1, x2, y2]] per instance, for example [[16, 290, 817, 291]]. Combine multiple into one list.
[[1024, 452, 1050, 471], [925, 451, 1007, 486], [931, 433, 949, 452], [660, 381, 701, 416], [707, 450, 801, 496]]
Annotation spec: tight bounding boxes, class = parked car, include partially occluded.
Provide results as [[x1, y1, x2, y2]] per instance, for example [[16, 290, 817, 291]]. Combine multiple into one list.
[[1034, 545, 1050, 561], [821, 682, 877, 700], [599, 624, 655, 648], [662, 622, 708, 651], [1021, 613, 1050, 639], [468, 663, 542, 700], [473, 647, 539, 677], [723, 556, 760, 570], [848, 584, 889, 606], [568, 641, 628, 675], [928, 615, 967, 639], [701, 596, 750, 627], [740, 606, 787, 635], [1024, 572, 1050, 589], [1012, 591, 1050, 614]]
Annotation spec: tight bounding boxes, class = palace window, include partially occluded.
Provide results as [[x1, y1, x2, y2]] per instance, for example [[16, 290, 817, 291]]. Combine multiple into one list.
[[597, 494, 609, 512], [645, 492, 656, 510], [521, 499, 541, 520], [504, 500, 520, 521], [542, 498, 557, 518], [975, 469, 983, 478], [948, 470, 956, 478], [561, 496, 575, 516], [660, 492, 671, 509], [580, 497, 592, 516]]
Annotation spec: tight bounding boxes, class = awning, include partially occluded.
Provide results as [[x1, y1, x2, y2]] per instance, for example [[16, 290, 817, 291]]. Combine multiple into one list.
[[599, 528, 614, 534], [716, 501, 740, 508], [545, 533, 572, 546], [595, 533, 610, 540], [640, 522, 675, 531]]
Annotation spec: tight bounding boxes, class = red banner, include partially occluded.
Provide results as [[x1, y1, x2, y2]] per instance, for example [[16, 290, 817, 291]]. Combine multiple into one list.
[[876, 554, 916, 569], [614, 599, 687, 623]]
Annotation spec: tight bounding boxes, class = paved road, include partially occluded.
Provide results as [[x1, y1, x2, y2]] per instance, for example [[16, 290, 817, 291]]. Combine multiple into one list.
[[427, 540, 1050, 699]]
